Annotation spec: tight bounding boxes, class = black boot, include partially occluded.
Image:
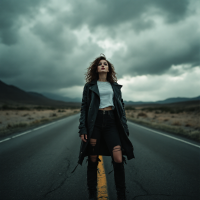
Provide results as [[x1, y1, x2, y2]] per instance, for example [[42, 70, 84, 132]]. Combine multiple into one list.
[[87, 158, 99, 200], [113, 160, 127, 200]]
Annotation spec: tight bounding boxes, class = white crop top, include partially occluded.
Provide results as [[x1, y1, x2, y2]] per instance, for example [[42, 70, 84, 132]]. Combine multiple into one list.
[[97, 81, 115, 110]]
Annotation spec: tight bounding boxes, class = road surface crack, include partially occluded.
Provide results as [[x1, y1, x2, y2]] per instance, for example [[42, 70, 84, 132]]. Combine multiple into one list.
[[43, 158, 72, 198], [132, 180, 149, 194]]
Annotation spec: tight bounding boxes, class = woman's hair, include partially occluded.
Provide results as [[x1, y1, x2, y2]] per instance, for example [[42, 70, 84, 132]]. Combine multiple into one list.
[[85, 53, 118, 83]]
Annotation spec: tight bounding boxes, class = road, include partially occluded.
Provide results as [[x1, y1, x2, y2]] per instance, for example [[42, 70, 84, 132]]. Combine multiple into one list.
[[0, 113, 200, 200]]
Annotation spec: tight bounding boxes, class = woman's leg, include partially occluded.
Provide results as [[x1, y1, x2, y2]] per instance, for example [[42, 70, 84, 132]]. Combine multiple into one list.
[[112, 145, 123, 163], [89, 138, 98, 162], [87, 138, 99, 200], [103, 111, 127, 199], [87, 117, 102, 199]]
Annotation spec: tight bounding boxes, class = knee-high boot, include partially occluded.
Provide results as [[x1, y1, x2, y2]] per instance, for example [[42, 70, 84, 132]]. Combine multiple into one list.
[[113, 159, 127, 200], [86, 157, 100, 200]]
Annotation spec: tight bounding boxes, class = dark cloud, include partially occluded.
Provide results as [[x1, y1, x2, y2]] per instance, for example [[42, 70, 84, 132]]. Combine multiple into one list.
[[0, 0, 199, 100], [151, 0, 190, 23], [57, 0, 190, 33], [0, 31, 103, 91], [0, 0, 47, 45], [31, 21, 78, 53], [110, 17, 200, 76]]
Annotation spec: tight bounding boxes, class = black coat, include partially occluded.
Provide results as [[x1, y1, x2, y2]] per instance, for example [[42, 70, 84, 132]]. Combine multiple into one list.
[[71, 79, 135, 173]]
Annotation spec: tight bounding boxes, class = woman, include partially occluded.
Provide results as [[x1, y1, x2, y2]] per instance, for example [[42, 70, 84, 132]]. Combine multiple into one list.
[[71, 54, 135, 200]]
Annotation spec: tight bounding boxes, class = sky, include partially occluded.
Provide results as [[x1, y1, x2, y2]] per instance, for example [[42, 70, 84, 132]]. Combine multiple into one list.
[[0, 0, 200, 102]]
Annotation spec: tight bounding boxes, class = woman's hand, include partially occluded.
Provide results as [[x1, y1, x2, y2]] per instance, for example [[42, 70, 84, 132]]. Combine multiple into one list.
[[80, 134, 87, 142]]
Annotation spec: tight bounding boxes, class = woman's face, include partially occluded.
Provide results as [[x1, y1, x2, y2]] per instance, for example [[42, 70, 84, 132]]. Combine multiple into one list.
[[97, 59, 109, 73]]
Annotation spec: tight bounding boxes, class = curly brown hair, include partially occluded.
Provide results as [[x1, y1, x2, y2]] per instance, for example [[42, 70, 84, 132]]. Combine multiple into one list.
[[85, 53, 118, 83]]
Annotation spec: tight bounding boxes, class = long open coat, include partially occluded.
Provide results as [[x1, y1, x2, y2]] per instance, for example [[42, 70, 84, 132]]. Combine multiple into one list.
[[71, 79, 135, 173]]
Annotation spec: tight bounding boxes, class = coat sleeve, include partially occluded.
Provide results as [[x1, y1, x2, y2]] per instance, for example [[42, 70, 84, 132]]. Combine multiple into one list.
[[78, 83, 88, 137], [120, 90, 130, 137]]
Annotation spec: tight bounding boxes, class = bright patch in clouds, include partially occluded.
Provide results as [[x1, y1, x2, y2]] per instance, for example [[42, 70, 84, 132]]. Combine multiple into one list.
[[119, 66, 200, 102]]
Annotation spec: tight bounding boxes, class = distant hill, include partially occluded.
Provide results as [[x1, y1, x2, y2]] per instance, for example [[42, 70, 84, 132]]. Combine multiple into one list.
[[41, 89, 200, 105], [0, 79, 199, 107], [0, 80, 80, 108], [124, 96, 200, 106]]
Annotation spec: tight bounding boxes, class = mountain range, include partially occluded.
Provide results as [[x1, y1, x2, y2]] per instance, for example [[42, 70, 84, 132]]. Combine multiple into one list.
[[0, 80, 199, 107]]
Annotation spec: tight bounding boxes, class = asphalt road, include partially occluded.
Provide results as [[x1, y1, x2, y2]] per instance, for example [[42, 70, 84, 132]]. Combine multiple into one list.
[[0, 113, 200, 200]]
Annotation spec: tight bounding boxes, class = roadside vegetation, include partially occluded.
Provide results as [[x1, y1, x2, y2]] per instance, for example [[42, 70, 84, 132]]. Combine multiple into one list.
[[125, 105, 200, 142], [1, 103, 199, 143], [0, 104, 79, 137]]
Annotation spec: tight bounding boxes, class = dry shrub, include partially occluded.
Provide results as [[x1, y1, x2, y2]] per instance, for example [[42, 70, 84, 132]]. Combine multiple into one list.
[[58, 109, 65, 112], [28, 117, 34, 120], [185, 123, 192, 127], [7, 124, 12, 128], [31, 120, 40, 124], [7, 122, 28, 129], [137, 112, 147, 118], [50, 113, 57, 117], [40, 118, 49, 122], [172, 121, 180, 126], [189, 130, 200, 141]]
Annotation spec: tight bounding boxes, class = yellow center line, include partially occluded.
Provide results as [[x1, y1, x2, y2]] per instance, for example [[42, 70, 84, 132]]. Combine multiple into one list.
[[97, 155, 109, 199]]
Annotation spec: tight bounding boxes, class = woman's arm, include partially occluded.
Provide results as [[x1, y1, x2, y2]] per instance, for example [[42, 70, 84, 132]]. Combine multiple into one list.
[[78, 83, 88, 137]]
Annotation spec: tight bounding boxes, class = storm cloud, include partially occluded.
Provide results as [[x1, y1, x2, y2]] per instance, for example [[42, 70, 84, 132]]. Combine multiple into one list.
[[0, 0, 199, 101]]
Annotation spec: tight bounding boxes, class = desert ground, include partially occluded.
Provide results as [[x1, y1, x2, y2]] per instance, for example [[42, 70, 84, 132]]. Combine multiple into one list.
[[0, 104, 199, 142], [0, 108, 79, 137], [125, 107, 200, 142]]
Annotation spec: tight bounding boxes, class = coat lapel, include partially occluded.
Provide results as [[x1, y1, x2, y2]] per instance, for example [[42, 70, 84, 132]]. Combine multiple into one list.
[[89, 79, 100, 98]]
